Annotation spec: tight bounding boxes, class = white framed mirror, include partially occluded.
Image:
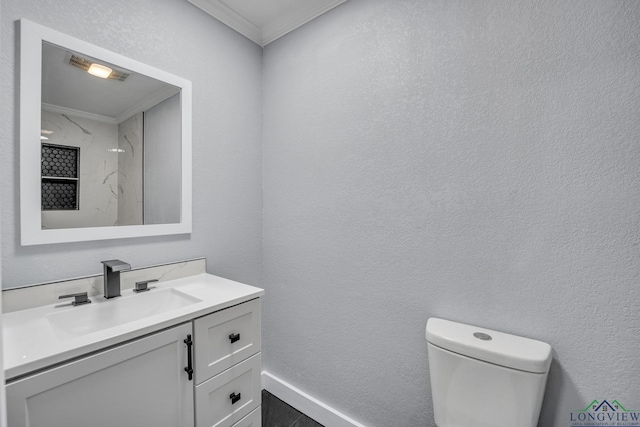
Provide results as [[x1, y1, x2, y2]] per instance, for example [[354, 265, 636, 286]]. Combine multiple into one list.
[[20, 19, 192, 245]]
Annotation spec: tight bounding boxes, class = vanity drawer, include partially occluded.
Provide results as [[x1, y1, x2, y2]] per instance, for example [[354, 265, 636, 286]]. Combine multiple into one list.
[[195, 353, 261, 427], [194, 298, 261, 383], [232, 407, 261, 427]]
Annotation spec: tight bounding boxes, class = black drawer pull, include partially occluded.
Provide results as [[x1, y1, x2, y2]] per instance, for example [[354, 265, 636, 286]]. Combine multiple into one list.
[[229, 333, 240, 343], [230, 392, 241, 404]]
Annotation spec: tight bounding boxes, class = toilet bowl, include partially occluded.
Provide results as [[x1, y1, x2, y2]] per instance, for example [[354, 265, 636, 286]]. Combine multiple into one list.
[[426, 318, 552, 427]]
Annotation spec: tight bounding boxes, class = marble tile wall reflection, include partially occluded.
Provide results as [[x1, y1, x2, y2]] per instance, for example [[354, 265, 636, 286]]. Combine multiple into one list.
[[117, 112, 144, 225], [41, 109, 119, 229]]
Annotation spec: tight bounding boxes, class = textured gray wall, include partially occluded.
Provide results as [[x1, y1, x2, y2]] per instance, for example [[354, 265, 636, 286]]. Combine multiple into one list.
[[0, 2, 6, 422], [0, 0, 263, 288], [262, 1, 640, 426]]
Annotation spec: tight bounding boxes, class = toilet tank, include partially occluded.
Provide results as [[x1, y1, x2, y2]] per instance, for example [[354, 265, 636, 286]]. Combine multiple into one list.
[[426, 318, 552, 427]]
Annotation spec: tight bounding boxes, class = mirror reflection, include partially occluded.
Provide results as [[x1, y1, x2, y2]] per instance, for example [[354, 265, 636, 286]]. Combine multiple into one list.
[[40, 42, 182, 230]]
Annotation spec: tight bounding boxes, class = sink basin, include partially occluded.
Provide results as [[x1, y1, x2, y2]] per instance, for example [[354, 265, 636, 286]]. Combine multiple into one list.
[[47, 288, 201, 339]]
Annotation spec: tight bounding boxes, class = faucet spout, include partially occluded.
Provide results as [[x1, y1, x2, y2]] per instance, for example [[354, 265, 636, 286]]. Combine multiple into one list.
[[101, 260, 131, 299]]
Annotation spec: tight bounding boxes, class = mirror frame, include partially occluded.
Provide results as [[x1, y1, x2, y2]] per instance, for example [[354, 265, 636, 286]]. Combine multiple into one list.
[[20, 19, 192, 245]]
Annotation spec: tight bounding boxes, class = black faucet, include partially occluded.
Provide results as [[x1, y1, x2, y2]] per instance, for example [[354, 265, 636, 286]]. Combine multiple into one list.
[[101, 260, 131, 299]]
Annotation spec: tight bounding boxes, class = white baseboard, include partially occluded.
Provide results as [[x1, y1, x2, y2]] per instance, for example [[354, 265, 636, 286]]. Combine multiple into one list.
[[262, 371, 367, 427]]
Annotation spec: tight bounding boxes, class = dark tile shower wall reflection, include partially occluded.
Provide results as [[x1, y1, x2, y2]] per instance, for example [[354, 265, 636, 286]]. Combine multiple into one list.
[[262, 390, 324, 427]]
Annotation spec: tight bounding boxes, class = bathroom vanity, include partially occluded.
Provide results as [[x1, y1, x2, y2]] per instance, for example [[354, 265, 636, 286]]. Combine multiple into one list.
[[3, 271, 263, 427]]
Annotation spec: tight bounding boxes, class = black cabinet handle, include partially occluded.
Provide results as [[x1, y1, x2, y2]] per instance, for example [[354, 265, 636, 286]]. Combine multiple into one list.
[[230, 392, 241, 404], [184, 334, 193, 381], [229, 333, 240, 343]]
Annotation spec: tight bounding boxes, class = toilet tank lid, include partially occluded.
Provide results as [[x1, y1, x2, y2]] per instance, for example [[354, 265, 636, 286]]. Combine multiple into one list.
[[426, 318, 552, 374]]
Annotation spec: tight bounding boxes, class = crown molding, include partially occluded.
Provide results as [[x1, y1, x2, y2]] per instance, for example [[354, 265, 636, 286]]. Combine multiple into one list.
[[42, 103, 117, 125], [187, 0, 348, 46], [262, 0, 347, 46], [187, 0, 263, 45]]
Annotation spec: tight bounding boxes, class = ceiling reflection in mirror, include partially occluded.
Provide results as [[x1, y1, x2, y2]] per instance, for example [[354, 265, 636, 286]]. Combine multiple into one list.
[[40, 42, 182, 230]]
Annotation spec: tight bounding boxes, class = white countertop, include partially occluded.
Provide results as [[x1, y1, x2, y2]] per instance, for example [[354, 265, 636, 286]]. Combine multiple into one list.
[[3, 273, 264, 380]]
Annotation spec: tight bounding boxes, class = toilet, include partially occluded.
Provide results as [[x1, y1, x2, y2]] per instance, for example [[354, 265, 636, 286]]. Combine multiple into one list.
[[425, 318, 552, 427]]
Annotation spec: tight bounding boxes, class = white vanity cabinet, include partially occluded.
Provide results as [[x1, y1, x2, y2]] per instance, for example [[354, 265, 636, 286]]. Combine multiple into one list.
[[4, 272, 264, 427], [194, 298, 262, 427], [7, 322, 195, 427], [5, 296, 262, 427]]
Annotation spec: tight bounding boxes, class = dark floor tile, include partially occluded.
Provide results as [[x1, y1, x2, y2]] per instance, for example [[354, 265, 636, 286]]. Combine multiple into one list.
[[290, 415, 324, 427], [262, 390, 324, 427]]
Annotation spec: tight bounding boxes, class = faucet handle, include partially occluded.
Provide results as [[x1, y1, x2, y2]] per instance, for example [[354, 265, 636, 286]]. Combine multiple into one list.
[[59, 292, 91, 306], [134, 279, 158, 293]]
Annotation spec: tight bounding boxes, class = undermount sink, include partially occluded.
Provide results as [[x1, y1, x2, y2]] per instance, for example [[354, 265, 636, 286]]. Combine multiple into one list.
[[47, 288, 201, 339]]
